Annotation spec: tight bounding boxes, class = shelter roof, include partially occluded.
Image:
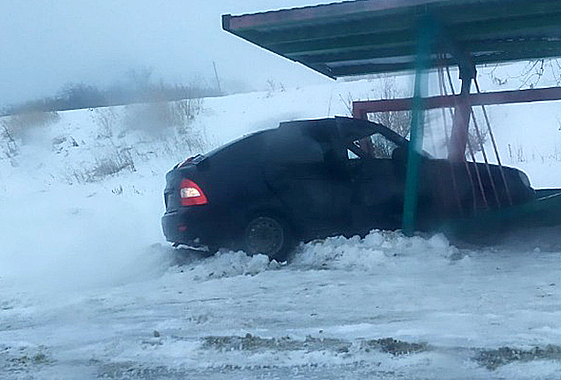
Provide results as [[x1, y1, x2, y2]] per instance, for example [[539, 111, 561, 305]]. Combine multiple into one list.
[[223, 0, 561, 78]]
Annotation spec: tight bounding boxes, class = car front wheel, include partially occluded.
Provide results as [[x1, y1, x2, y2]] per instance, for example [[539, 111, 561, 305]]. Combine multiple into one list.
[[244, 215, 293, 262]]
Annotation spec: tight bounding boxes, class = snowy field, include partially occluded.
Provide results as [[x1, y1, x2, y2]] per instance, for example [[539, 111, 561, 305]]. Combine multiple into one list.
[[1, 75, 561, 379]]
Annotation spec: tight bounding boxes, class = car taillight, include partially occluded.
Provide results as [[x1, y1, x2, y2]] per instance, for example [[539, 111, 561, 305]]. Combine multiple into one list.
[[180, 179, 208, 206]]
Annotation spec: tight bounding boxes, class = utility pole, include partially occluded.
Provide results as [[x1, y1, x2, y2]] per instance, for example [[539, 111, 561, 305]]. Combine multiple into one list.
[[213, 61, 222, 95]]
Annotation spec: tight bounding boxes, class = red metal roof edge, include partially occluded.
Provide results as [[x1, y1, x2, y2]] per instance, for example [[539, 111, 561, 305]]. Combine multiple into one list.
[[223, 0, 509, 30]]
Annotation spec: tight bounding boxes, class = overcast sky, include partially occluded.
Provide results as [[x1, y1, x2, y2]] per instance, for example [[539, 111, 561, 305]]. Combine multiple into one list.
[[0, 0, 333, 108]]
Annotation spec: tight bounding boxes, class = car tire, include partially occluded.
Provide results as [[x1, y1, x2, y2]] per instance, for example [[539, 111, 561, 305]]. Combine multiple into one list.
[[244, 215, 294, 262]]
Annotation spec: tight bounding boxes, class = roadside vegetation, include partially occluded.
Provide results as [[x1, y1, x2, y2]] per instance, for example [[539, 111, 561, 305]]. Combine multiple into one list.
[[1, 68, 220, 117]]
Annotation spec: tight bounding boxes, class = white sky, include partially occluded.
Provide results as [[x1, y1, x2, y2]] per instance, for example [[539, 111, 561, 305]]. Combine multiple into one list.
[[0, 0, 333, 108]]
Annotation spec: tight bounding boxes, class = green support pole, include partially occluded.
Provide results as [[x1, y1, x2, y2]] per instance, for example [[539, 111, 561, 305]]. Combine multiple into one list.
[[402, 20, 433, 236]]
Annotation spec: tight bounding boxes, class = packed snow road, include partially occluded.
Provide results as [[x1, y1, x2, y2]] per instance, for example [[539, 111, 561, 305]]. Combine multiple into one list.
[[2, 227, 561, 379]]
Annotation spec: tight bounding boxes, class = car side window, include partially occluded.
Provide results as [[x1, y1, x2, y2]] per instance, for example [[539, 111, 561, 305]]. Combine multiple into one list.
[[289, 137, 324, 163], [371, 133, 398, 159], [348, 133, 399, 160], [347, 148, 360, 160], [266, 130, 324, 164]]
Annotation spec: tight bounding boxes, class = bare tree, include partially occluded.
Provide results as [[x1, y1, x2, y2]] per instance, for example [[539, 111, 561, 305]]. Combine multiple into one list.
[[488, 58, 561, 89], [368, 77, 412, 137]]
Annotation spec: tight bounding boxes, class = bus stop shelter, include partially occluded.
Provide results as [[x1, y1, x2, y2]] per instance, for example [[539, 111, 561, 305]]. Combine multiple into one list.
[[223, 0, 561, 234]]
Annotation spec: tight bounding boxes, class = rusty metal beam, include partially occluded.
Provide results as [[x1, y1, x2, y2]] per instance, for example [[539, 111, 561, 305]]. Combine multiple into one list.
[[448, 77, 473, 162], [352, 86, 561, 115]]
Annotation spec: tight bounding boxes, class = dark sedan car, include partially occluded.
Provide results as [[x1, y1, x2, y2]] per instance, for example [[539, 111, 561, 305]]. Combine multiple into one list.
[[162, 117, 535, 260]]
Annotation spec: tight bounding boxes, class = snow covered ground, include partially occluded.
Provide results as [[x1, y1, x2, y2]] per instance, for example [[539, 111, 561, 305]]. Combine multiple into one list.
[[1, 75, 561, 379]]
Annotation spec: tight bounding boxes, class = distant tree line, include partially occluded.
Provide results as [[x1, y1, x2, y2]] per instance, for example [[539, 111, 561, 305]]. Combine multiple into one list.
[[2, 69, 221, 116]]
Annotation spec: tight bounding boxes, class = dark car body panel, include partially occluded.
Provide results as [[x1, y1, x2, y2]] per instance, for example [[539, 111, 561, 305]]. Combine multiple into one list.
[[162, 117, 535, 248]]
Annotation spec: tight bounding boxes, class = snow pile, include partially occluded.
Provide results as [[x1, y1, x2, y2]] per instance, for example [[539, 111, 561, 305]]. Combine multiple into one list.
[[152, 231, 457, 286], [162, 250, 280, 283], [293, 230, 457, 271]]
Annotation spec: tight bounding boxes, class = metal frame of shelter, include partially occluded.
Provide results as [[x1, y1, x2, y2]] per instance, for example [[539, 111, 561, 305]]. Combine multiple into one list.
[[223, 0, 561, 235]]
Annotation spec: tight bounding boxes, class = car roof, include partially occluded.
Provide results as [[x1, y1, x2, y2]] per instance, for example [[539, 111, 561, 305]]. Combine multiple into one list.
[[203, 117, 409, 160], [203, 129, 273, 158], [280, 116, 408, 146]]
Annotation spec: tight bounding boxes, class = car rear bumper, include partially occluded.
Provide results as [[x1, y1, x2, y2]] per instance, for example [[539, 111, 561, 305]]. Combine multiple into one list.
[[161, 204, 241, 248], [161, 206, 221, 247]]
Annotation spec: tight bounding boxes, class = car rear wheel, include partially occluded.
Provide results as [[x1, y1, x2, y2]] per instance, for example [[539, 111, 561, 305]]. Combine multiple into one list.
[[244, 215, 293, 262]]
